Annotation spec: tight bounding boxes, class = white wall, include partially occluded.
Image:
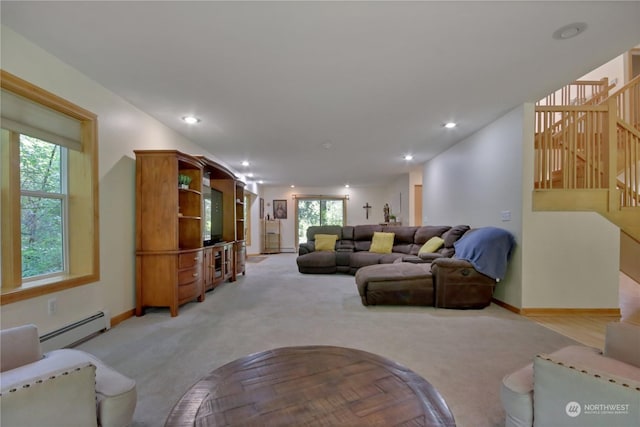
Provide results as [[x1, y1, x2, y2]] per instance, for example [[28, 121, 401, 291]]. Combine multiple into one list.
[[520, 105, 620, 309], [0, 27, 242, 333], [260, 181, 408, 252], [579, 54, 625, 91], [423, 106, 525, 306], [423, 103, 620, 309]]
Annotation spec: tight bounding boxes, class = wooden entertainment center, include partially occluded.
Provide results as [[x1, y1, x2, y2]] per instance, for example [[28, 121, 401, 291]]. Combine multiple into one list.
[[134, 150, 246, 317]]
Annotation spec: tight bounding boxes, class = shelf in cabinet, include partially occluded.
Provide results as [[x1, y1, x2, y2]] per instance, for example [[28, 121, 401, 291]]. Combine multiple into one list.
[[178, 215, 201, 220], [178, 188, 202, 196]]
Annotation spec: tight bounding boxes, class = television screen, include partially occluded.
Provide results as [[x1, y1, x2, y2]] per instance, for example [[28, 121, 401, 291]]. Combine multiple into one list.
[[203, 187, 223, 245]]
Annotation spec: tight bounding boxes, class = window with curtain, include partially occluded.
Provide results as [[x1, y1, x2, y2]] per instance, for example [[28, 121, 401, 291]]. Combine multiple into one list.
[[295, 197, 346, 245], [1, 70, 99, 304]]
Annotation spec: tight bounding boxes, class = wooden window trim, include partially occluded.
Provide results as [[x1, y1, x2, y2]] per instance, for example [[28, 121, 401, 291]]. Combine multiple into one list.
[[0, 70, 100, 305]]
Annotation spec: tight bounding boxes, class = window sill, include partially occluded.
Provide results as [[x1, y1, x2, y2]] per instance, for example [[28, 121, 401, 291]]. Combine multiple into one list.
[[0, 273, 99, 305]]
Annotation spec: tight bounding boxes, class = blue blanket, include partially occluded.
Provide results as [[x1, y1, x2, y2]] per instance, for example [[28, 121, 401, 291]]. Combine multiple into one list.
[[453, 227, 516, 281]]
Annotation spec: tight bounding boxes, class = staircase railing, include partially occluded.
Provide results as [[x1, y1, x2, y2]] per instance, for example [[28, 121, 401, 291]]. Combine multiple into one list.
[[536, 78, 613, 107], [534, 77, 640, 240], [536, 78, 615, 143], [609, 74, 640, 131], [534, 105, 607, 189], [617, 120, 640, 207]]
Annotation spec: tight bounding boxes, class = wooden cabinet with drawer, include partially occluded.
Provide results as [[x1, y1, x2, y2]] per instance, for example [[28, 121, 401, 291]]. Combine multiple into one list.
[[135, 150, 205, 317]]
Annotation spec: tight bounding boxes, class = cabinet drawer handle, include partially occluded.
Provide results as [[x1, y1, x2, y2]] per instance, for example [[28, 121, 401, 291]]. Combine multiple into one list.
[[194, 257, 199, 261], [192, 273, 199, 277]]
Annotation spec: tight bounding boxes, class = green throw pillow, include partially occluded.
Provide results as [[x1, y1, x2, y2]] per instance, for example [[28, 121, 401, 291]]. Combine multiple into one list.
[[419, 236, 445, 254], [369, 232, 395, 254], [314, 234, 338, 252]]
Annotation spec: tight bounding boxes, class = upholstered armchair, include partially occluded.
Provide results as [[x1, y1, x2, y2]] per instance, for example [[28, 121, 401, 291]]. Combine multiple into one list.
[[0, 324, 136, 427], [501, 322, 640, 427]]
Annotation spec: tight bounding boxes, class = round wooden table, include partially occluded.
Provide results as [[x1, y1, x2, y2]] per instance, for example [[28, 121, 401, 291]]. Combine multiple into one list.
[[165, 345, 455, 426]]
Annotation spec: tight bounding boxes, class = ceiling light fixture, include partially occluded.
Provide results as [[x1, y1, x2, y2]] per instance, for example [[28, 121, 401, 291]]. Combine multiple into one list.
[[290, 185, 295, 188], [345, 184, 350, 188], [552, 22, 587, 40], [444, 122, 456, 129], [241, 161, 250, 167], [258, 180, 264, 184], [403, 155, 414, 161], [182, 116, 200, 124], [247, 173, 254, 178]]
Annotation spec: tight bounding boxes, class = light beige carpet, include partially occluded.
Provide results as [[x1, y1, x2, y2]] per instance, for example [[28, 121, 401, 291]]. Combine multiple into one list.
[[77, 253, 578, 427]]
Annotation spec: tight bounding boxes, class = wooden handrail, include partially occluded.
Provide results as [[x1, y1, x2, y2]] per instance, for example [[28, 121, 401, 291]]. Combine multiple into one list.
[[609, 74, 640, 129], [537, 78, 612, 107]]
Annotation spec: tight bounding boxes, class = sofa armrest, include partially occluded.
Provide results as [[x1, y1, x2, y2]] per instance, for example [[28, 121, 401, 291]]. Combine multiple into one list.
[[430, 257, 476, 270], [0, 362, 98, 427], [0, 324, 43, 372], [298, 242, 314, 255], [533, 354, 640, 427], [605, 322, 640, 368], [431, 257, 496, 309]]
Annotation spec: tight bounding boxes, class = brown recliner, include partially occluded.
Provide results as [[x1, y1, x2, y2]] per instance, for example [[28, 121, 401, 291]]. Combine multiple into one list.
[[430, 258, 497, 309]]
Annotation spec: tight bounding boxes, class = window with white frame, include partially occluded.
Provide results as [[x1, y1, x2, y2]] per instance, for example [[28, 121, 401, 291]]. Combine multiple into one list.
[[19, 135, 68, 280]]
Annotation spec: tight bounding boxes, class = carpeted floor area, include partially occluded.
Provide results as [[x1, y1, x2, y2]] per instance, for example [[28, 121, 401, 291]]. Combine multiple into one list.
[[77, 254, 579, 427], [246, 255, 268, 263]]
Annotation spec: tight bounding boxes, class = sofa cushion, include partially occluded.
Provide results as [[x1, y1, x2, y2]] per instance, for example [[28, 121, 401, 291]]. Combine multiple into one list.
[[353, 224, 383, 241], [306, 225, 343, 242], [384, 226, 418, 243], [379, 253, 406, 264], [419, 236, 445, 254], [414, 226, 451, 244], [391, 243, 414, 254], [442, 225, 470, 248], [370, 232, 395, 254], [350, 251, 384, 269], [314, 234, 338, 251], [296, 251, 337, 274], [340, 226, 354, 240]]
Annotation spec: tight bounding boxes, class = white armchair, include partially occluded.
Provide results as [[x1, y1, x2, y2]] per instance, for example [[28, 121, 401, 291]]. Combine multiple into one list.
[[501, 321, 640, 427], [0, 324, 136, 427]]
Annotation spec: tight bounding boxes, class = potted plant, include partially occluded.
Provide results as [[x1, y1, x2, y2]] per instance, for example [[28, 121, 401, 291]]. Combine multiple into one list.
[[178, 174, 192, 189]]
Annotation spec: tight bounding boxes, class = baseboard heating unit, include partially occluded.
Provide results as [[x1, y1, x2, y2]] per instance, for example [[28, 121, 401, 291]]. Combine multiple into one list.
[[40, 310, 111, 352]]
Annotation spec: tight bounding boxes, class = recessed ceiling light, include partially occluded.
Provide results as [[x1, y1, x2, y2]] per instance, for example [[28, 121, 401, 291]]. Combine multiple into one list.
[[345, 184, 350, 188], [247, 173, 254, 178], [258, 180, 264, 184], [403, 155, 414, 161], [290, 185, 295, 188], [552, 22, 587, 40], [182, 116, 200, 124], [241, 161, 250, 167], [444, 122, 456, 129]]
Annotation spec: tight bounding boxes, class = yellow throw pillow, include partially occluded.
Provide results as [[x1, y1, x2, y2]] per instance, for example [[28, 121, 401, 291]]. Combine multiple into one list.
[[314, 234, 338, 252], [369, 232, 395, 254], [419, 236, 445, 254]]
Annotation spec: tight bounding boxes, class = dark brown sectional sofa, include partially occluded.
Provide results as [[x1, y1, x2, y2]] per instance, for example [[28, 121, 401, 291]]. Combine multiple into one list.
[[296, 224, 515, 309], [296, 224, 469, 275]]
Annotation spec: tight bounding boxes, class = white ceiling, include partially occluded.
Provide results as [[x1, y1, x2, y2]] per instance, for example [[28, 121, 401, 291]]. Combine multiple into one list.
[[2, 1, 639, 187]]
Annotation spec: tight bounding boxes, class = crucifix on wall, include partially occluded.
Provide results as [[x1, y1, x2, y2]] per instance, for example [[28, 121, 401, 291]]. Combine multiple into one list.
[[363, 202, 372, 219]]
